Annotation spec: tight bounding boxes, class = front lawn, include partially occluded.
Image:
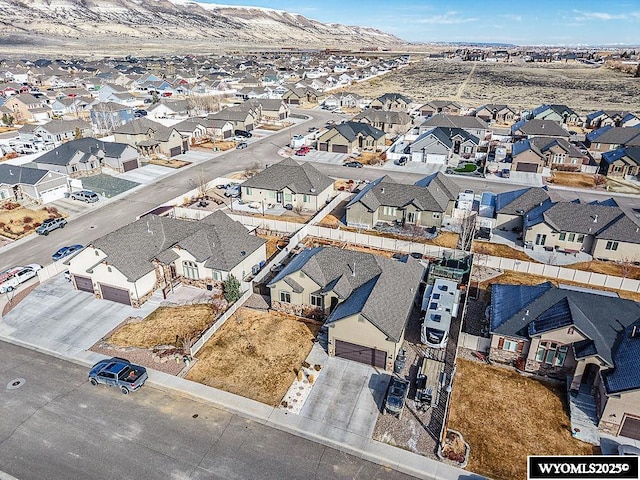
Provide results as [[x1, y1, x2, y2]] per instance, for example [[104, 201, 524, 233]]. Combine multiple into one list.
[[186, 308, 320, 406], [448, 359, 596, 480], [0, 204, 62, 239], [454, 163, 477, 173]]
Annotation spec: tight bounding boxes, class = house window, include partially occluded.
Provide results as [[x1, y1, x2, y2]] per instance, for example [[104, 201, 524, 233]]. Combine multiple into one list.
[[568, 233, 575, 242], [71, 165, 78, 172], [279, 291, 291, 303], [595, 143, 601, 149], [433, 212, 440, 219], [212, 271, 222, 281], [183, 261, 199, 280], [576, 234, 585, 243], [605, 241, 619, 251], [268, 190, 276, 199], [503, 340, 518, 352], [284, 193, 292, 202], [553, 154, 566, 164], [382, 206, 396, 217], [609, 144, 618, 150], [245, 187, 252, 195], [302, 194, 309, 203], [559, 232, 566, 241], [310, 294, 322, 307], [536, 341, 568, 366]]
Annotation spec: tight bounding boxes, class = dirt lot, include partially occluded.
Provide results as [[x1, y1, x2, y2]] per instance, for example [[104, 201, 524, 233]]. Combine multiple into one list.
[[356, 151, 386, 166], [0, 204, 62, 239], [545, 172, 603, 189], [472, 241, 535, 262], [256, 233, 288, 259], [448, 359, 596, 480], [147, 158, 190, 169], [197, 140, 237, 151], [186, 308, 320, 406], [345, 60, 640, 112]]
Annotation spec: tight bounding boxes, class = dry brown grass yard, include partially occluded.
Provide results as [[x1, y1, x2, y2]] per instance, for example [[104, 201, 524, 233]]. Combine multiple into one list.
[[256, 233, 287, 259], [0, 205, 61, 239], [196, 140, 237, 151], [356, 151, 386, 165], [569, 260, 640, 280], [448, 359, 597, 480], [147, 158, 190, 169], [345, 60, 640, 112], [546, 172, 600, 189], [472, 241, 533, 262], [108, 304, 217, 349], [186, 308, 320, 406]]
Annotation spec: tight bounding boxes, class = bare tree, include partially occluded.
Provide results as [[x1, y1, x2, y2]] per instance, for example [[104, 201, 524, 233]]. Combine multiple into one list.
[[243, 161, 261, 179], [457, 211, 477, 253], [618, 257, 638, 279], [188, 167, 212, 199]]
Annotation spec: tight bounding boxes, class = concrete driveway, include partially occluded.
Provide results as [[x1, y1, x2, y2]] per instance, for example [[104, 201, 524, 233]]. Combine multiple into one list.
[[0, 274, 158, 356], [300, 346, 389, 439], [303, 151, 349, 165]]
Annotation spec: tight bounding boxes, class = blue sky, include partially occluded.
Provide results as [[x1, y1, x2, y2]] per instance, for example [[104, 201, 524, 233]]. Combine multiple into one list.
[[200, 0, 640, 45]]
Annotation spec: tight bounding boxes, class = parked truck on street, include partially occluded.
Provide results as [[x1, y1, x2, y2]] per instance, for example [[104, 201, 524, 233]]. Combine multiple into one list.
[[88, 357, 148, 395]]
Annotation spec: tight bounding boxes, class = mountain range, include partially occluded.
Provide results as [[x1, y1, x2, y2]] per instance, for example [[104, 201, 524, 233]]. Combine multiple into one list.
[[0, 0, 402, 52]]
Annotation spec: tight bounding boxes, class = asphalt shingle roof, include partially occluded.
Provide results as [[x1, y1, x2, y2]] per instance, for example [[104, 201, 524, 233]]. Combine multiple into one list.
[[495, 187, 550, 215], [512, 119, 570, 137], [586, 126, 640, 145], [601, 320, 640, 394], [36, 137, 131, 166], [332, 121, 385, 142], [542, 202, 624, 235], [0, 164, 49, 185], [421, 114, 488, 131], [242, 158, 333, 194]]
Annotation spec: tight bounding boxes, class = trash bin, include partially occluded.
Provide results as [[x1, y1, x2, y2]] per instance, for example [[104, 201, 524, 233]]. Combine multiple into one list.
[[394, 349, 406, 374]]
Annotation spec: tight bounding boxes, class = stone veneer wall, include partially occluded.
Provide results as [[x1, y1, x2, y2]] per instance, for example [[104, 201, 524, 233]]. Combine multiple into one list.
[[489, 347, 520, 365], [180, 276, 224, 291], [271, 300, 324, 320], [524, 358, 573, 380], [598, 420, 620, 436]]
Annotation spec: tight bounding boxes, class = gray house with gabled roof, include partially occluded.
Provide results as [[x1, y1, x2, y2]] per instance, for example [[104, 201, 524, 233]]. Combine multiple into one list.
[[409, 126, 479, 164], [267, 246, 424, 370], [345, 172, 460, 229], [317, 121, 385, 153], [489, 282, 640, 439], [0, 164, 68, 204], [494, 186, 551, 231], [240, 158, 334, 212], [67, 210, 266, 307]]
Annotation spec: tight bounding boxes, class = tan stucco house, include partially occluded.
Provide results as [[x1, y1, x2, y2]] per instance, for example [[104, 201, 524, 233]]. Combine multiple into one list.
[[317, 121, 385, 154], [353, 109, 412, 136], [240, 158, 334, 212], [345, 173, 459, 230], [267, 247, 424, 370], [113, 118, 188, 158], [369, 93, 412, 112], [489, 282, 640, 440], [600, 146, 640, 179], [67, 211, 266, 307]]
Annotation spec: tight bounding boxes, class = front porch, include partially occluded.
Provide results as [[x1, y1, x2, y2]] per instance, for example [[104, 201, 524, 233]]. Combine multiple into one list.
[[567, 382, 600, 445]]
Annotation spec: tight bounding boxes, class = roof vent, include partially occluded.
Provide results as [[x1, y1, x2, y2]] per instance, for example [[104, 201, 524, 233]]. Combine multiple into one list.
[[593, 215, 598, 223], [381, 188, 385, 193], [632, 325, 640, 338]]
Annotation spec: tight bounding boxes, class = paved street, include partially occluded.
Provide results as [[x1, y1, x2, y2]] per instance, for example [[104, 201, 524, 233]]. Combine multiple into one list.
[[0, 341, 416, 480]]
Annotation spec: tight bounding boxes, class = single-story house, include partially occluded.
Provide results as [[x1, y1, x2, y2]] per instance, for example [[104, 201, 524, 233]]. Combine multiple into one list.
[[207, 107, 257, 131], [113, 118, 188, 158], [34, 137, 140, 176], [511, 137, 587, 173], [317, 121, 385, 154], [267, 246, 424, 370], [322, 92, 369, 110], [494, 186, 551, 231], [530, 104, 581, 125], [147, 99, 191, 119], [600, 147, 640, 179], [409, 127, 479, 164], [511, 119, 571, 139], [585, 110, 640, 129], [586, 126, 640, 158], [240, 158, 334, 212], [472, 104, 518, 125], [489, 282, 640, 439], [0, 164, 68, 204], [369, 93, 412, 112], [345, 172, 459, 229], [418, 100, 461, 118], [420, 114, 489, 141], [67, 211, 267, 307]]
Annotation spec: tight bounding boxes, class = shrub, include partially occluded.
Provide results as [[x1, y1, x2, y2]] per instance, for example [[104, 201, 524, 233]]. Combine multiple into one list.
[[222, 274, 241, 303], [45, 206, 59, 215], [23, 216, 33, 223], [23, 224, 34, 232], [2, 201, 19, 210]]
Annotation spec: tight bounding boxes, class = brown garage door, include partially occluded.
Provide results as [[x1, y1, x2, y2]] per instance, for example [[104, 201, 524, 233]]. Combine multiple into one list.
[[169, 146, 182, 157], [515, 162, 539, 173], [319, 143, 328, 151], [245, 124, 253, 131], [620, 416, 640, 440], [335, 340, 386, 368], [74, 275, 93, 293], [99, 284, 131, 305], [122, 160, 138, 172], [331, 144, 349, 154]]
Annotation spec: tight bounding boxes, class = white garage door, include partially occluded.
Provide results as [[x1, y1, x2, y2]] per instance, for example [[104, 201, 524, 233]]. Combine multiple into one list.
[[40, 185, 67, 204], [425, 154, 447, 164]]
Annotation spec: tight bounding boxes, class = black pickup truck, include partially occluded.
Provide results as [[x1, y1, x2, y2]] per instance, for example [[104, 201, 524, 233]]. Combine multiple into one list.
[[88, 357, 148, 395]]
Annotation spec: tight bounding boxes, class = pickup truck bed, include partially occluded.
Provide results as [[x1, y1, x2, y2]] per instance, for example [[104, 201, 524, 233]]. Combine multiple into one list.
[[89, 357, 148, 394]]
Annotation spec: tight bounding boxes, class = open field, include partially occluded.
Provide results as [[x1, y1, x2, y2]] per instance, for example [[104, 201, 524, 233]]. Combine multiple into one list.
[[346, 60, 640, 112], [186, 308, 320, 406], [448, 359, 596, 480]]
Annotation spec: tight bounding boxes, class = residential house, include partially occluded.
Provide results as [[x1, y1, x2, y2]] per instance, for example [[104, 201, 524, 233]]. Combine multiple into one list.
[[322, 92, 369, 110], [240, 158, 334, 212], [511, 137, 587, 173], [317, 121, 385, 154], [472, 104, 518, 125], [172, 118, 208, 146], [530, 104, 581, 125], [345, 173, 459, 229], [591, 214, 640, 262], [3, 93, 51, 122], [67, 211, 266, 307], [282, 86, 321, 105], [90, 102, 135, 133], [585, 110, 640, 129], [369, 93, 412, 112], [586, 126, 640, 158], [511, 119, 571, 139], [409, 127, 479, 164], [489, 282, 640, 439], [353, 109, 412, 137], [420, 114, 489, 141], [600, 147, 640, 179], [494, 186, 551, 231], [0, 164, 68, 204], [35, 137, 140, 176], [207, 106, 257, 131], [50, 96, 93, 118], [418, 101, 461, 118], [147, 99, 191, 119], [267, 246, 424, 370], [113, 118, 188, 157], [31, 119, 93, 144]]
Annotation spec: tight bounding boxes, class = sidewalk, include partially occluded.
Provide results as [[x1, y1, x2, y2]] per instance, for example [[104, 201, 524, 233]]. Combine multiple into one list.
[[0, 304, 483, 480]]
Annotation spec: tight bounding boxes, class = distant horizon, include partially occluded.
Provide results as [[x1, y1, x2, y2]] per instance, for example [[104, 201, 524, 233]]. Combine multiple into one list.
[[191, 0, 640, 46]]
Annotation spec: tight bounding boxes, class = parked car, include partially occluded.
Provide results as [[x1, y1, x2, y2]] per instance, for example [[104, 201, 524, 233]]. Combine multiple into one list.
[[236, 141, 248, 149], [52, 244, 84, 262], [343, 161, 363, 168], [308, 126, 319, 133], [394, 156, 408, 166], [36, 217, 67, 236], [501, 168, 511, 178], [70, 190, 99, 203], [134, 109, 148, 118], [295, 146, 310, 156], [384, 377, 409, 418], [0, 264, 42, 293], [88, 357, 148, 395], [234, 129, 252, 138]]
